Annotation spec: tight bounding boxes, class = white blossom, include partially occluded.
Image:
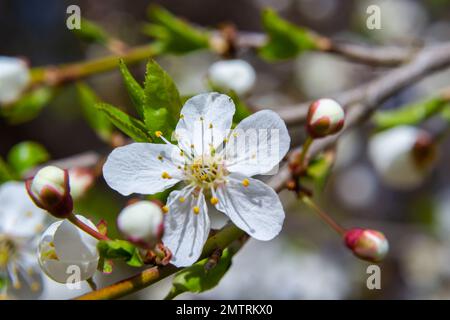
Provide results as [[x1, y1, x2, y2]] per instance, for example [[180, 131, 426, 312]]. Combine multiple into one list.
[[68, 168, 94, 200], [103, 92, 290, 266], [0, 182, 46, 297], [208, 60, 256, 96], [368, 126, 434, 190], [0, 56, 30, 105], [38, 215, 99, 284]]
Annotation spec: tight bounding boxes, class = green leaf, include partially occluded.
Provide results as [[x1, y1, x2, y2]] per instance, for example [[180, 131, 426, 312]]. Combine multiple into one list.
[[144, 5, 210, 54], [143, 60, 181, 134], [118, 60, 146, 118], [0, 157, 16, 183], [97, 240, 144, 267], [374, 96, 450, 131], [164, 248, 234, 299], [72, 18, 109, 44], [259, 8, 318, 61], [305, 151, 335, 190], [1, 87, 54, 124], [76, 83, 113, 142], [7, 141, 50, 177], [95, 102, 151, 142]]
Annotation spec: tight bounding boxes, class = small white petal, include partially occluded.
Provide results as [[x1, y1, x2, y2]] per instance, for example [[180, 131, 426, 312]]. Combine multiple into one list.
[[68, 168, 94, 200], [208, 59, 256, 96], [0, 56, 30, 104], [53, 215, 99, 262], [216, 173, 285, 241], [103, 143, 184, 196], [225, 110, 290, 176], [175, 93, 235, 156], [162, 188, 210, 267], [0, 181, 46, 237], [38, 216, 99, 283]]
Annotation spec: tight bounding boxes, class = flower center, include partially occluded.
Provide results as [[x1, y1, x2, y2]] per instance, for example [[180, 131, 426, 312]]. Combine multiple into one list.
[[186, 156, 227, 188], [0, 235, 16, 269]]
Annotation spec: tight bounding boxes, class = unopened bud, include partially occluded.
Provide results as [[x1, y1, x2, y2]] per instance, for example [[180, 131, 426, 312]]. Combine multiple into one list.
[[307, 98, 345, 138], [344, 228, 389, 262], [368, 126, 436, 190], [26, 166, 72, 218], [68, 168, 95, 200], [117, 201, 164, 248], [207, 59, 256, 96], [0, 56, 30, 105]]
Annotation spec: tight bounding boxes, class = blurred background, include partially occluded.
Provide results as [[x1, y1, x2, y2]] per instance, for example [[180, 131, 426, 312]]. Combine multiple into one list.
[[1, 0, 450, 299]]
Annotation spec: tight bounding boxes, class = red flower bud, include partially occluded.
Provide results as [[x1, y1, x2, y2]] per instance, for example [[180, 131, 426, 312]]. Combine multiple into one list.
[[344, 228, 389, 262], [307, 98, 345, 138], [26, 166, 73, 218]]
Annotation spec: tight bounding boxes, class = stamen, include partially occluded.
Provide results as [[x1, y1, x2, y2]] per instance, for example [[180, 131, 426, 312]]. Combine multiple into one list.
[[162, 206, 169, 213], [179, 197, 185, 203], [161, 171, 172, 179], [193, 206, 200, 214], [242, 178, 250, 187], [210, 197, 219, 205], [157, 155, 163, 161]]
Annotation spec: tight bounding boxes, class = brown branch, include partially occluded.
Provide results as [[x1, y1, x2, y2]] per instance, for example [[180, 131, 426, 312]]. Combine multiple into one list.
[[276, 42, 450, 126]]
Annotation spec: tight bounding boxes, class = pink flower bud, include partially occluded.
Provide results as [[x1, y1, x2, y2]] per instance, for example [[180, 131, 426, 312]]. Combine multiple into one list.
[[26, 166, 73, 218], [117, 201, 164, 248], [344, 228, 389, 262], [307, 98, 345, 138]]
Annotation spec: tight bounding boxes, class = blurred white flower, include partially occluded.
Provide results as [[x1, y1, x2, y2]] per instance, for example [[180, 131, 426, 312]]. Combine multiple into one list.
[[117, 201, 163, 248], [103, 93, 289, 266], [38, 215, 99, 284], [368, 126, 435, 190], [208, 60, 256, 96], [355, 0, 427, 43], [0, 182, 46, 298], [68, 168, 95, 200], [0, 56, 30, 105], [335, 165, 377, 209]]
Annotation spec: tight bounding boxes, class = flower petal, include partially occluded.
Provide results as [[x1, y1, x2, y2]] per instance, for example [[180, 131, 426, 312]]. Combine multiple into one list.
[[103, 142, 185, 196], [175, 93, 235, 156], [0, 181, 46, 238], [53, 215, 99, 262], [225, 110, 290, 177], [216, 173, 285, 241], [162, 188, 210, 267]]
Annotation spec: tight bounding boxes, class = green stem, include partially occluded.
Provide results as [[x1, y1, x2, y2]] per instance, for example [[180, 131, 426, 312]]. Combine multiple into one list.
[[75, 223, 244, 300], [30, 43, 161, 86], [298, 136, 313, 171], [300, 194, 346, 236], [68, 214, 109, 241]]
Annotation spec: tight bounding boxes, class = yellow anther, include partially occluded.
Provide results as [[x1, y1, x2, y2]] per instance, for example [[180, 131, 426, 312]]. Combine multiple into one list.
[[209, 123, 213, 129], [179, 197, 185, 203], [158, 155, 163, 161], [193, 206, 200, 214], [190, 144, 195, 148], [162, 206, 169, 213], [210, 197, 219, 205], [180, 150, 184, 156], [31, 282, 40, 292], [155, 131, 163, 138], [161, 171, 172, 179], [242, 178, 250, 187], [180, 114, 184, 119]]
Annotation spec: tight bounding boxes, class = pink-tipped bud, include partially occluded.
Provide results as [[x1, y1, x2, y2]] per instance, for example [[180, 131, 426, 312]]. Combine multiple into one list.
[[344, 228, 389, 262], [307, 98, 345, 138], [117, 201, 164, 249], [26, 166, 73, 218]]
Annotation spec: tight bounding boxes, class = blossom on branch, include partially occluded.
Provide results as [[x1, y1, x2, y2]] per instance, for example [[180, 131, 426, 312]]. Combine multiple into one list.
[[103, 92, 290, 266], [0, 56, 29, 105]]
